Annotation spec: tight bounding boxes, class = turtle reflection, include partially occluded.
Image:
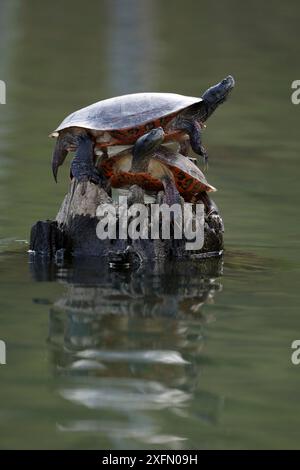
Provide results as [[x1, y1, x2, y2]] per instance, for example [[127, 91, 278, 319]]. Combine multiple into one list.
[[37, 258, 224, 447]]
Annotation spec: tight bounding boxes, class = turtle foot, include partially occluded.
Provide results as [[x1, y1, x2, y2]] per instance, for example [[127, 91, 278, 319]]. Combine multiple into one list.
[[128, 185, 145, 206], [71, 158, 106, 187], [206, 212, 224, 233], [70, 133, 104, 186]]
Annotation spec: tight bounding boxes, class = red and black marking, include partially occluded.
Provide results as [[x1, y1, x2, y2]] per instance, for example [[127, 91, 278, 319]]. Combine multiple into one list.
[[95, 113, 179, 148], [110, 172, 163, 191], [106, 165, 211, 202]]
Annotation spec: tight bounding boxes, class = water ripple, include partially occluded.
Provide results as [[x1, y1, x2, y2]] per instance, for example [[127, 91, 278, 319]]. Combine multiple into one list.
[[76, 349, 189, 365], [60, 380, 191, 411]]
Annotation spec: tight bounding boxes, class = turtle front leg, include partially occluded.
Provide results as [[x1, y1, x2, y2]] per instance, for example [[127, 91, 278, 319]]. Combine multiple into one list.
[[160, 174, 182, 229], [176, 118, 208, 165], [52, 131, 101, 185], [71, 133, 101, 185], [161, 174, 181, 206], [159, 175, 184, 244]]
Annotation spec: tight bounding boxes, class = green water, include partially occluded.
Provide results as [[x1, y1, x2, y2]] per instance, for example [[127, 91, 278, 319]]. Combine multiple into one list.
[[0, 0, 300, 449]]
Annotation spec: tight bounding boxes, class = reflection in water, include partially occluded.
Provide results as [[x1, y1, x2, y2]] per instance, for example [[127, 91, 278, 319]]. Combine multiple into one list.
[[31, 258, 224, 448]]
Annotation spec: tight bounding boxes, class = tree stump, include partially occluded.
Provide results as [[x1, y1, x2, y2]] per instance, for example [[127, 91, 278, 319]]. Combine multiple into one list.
[[30, 180, 224, 266]]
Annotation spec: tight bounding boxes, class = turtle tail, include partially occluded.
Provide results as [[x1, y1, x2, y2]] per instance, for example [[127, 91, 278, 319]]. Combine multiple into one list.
[[52, 135, 68, 183]]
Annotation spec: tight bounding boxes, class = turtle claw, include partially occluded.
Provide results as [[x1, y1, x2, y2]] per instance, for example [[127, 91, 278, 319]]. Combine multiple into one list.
[[207, 212, 224, 233], [52, 162, 58, 183], [52, 136, 68, 183]]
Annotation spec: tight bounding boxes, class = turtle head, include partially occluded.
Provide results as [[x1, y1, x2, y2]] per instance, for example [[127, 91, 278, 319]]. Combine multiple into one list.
[[131, 127, 165, 172], [135, 127, 165, 156], [201, 75, 235, 120], [133, 127, 165, 159]]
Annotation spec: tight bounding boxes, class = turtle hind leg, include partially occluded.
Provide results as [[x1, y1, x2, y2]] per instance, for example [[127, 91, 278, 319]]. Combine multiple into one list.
[[71, 133, 101, 185], [197, 192, 224, 232], [196, 192, 218, 215], [176, 118, 208, 165]]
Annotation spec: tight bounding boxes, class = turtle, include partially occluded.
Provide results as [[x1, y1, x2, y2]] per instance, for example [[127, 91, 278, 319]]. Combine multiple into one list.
[[101, 127, 219, 216], [51, 76, 235, 184]]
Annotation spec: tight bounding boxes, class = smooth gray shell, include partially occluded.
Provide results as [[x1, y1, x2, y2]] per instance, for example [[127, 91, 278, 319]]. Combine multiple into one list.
[[52, 92, 202, 135]]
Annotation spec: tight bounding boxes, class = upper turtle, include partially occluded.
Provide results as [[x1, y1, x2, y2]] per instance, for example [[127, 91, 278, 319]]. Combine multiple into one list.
[[51, 93, 202, 135]]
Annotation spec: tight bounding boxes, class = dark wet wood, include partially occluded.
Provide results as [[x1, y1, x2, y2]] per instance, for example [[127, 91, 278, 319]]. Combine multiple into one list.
[[30, 180, 223, 264]]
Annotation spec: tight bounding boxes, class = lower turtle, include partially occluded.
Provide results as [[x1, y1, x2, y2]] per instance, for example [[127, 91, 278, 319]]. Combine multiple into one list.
[[100, 128, 219, 216]]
